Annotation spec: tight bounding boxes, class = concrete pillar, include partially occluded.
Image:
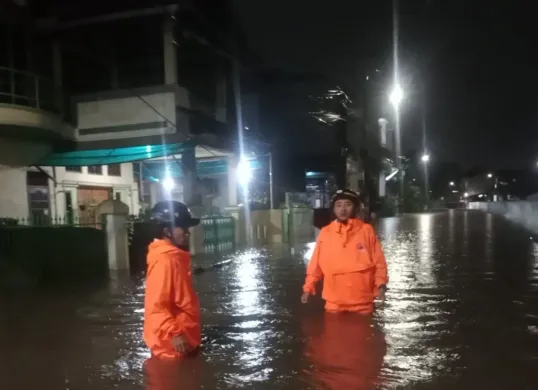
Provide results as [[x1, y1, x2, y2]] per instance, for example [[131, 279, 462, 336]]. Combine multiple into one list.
[[215, 66, 227, 123], [378, 118, 388, 148], [378, 172, 386, 197], [227, 155, 238, 206], [188, 205, 204, 256], [181, 146, 197, 205], [95, 200, 130, 271], [163, 14, 178, 85]]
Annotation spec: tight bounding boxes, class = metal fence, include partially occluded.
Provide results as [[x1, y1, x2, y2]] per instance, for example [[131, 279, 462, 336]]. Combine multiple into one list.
[[0, 215, 101, 228], [201, 215, 235, 254], [0, 66, 69, 120]]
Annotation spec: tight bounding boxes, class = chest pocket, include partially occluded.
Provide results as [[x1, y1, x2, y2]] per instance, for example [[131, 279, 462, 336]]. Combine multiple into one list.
[[320, 232, 374, 275]]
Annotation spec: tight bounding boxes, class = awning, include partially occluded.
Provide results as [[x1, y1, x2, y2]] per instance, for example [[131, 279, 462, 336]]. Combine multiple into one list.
[[142, 158, 263, 180], [36, 141, 196, 166]]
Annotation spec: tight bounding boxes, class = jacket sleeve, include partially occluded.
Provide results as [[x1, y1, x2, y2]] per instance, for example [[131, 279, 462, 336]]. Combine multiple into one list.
[[145, 256, 184, 341], [369, 227, 389, 287], [303, 233, 324, 294]]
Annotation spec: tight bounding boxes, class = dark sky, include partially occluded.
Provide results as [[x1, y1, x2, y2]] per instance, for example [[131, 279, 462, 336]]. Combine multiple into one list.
[[232, 0, 538, 170]]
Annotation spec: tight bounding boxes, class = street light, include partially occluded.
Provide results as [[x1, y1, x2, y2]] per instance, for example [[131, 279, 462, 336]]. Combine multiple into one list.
[[389, 84, 404, 108], [237, 156, 252, 187], [449, 181, 455, 186], [487, 173, 493, 178], [162, 176, 175, 192], [421, 153, 430, 163]]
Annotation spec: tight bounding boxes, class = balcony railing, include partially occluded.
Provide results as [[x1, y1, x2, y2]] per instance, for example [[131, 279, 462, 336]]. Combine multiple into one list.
[[0, 67, 70, 121]]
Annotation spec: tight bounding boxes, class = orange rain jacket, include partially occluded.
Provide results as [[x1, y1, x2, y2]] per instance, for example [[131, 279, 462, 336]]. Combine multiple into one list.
[[144, 239, 201, 360], [303, 218, 388, 311]]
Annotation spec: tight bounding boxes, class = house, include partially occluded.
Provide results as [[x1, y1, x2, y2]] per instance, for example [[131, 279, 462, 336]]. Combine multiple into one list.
[[0, 1, 260, 224], [0, 163, 139, 224]]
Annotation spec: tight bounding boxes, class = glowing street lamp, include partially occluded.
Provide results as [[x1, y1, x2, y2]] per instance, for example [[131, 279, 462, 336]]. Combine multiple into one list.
[[421, 153, 430, 163], [463, 192, 469, 198], [487, 173, 493, 178], [162, 176, 175, 192], [389, 84, 404, 108], [237, 156, 252, 187], [449, 181, 455, 186]]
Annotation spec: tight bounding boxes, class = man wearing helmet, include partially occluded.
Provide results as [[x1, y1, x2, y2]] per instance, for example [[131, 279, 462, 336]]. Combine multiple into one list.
[[301, 189, 388, 314], [143, 201, 201, 360]]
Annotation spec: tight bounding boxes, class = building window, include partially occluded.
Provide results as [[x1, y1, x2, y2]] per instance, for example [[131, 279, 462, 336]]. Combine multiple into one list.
[[87, 165, 103, 175], [107, 164, 121, 176], [65, 166, 82, 173]]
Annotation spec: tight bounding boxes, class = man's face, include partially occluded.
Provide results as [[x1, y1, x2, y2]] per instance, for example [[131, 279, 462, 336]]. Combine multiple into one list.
[[334, 199, 354, 221], [165, 226, 190, 250]]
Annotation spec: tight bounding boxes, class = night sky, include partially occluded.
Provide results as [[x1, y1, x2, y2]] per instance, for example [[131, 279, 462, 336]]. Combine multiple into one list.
[[232, 0, 538, 170]]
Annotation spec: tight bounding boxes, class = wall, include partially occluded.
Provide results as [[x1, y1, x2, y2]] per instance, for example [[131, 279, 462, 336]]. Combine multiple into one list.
[[0, 226, 107, 287], [75, 87, 185, 142], [0, 104, 75, 140], [469, 201, 538, 233], [0, 165, 28, 218]]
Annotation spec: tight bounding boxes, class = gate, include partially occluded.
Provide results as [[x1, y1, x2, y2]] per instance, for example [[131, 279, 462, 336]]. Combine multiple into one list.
[[283, 207, 315, 244], [201, 216, 235, 254]]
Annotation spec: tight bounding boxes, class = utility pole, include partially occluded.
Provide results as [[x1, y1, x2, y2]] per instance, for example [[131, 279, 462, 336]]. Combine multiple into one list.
[[269, 152, 274, 209]]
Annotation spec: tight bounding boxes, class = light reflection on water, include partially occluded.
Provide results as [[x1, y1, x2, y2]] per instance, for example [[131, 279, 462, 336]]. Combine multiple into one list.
[[2, 211, 538, 389]]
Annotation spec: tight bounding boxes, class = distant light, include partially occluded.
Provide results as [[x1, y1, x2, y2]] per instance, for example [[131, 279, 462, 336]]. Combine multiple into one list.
[[478, 194, 484, 198], [449, 181, 455, 186], [244, 126, 249, 130], [487, 173, 493, 178], [162, 176, 175, 191], [421, 154, 430, 163], [464, 192, 469, 198], [237, 156, 252, 187], [452, 190, 459, 193], [306, 171, 316, 177], [389, 84, 404, 108], [366, 75, 369, 80]]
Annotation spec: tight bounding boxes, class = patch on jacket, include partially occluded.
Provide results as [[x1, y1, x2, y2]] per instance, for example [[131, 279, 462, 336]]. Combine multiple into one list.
[[356, 243, 366, 251]]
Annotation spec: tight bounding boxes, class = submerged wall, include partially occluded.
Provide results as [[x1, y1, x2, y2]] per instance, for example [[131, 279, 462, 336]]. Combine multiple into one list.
[[468, 201, 538, 233]]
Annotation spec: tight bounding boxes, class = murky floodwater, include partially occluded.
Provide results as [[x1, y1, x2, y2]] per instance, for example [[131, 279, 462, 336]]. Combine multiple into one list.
[[2, 210, 538, 389]]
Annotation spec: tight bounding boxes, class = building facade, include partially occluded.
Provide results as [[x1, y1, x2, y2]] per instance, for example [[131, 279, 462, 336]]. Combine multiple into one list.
[[0, 1, 253, 221]]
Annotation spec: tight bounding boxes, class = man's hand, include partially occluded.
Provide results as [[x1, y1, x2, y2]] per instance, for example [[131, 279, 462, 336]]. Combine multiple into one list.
[[301, 292, 310, 304], [171, 335, 192, 354], [377, 284, 388, 301]]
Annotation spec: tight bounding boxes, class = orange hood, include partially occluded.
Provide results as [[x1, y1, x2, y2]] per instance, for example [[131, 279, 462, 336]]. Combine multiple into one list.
[[147, 239, 185, 264]]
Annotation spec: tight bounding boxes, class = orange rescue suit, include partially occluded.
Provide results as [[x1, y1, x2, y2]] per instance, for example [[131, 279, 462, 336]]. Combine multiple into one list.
[[144, 239, 201, 360], [303, 218, 388, 313]]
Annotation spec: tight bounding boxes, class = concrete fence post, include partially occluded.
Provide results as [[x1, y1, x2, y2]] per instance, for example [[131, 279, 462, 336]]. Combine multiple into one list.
[[96, 200, 130, 271]]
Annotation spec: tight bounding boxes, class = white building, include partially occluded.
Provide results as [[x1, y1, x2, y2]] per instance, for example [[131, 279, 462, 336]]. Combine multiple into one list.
[[0, 163, 139, 224]]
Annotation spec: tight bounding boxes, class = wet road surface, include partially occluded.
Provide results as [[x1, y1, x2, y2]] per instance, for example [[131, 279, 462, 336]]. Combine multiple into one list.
[[2, 210, 538, 389]]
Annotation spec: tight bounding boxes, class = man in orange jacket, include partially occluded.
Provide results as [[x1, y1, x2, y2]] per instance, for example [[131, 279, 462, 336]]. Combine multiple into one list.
[[301, 189, 388, 314], [143, 201, 201, 360]]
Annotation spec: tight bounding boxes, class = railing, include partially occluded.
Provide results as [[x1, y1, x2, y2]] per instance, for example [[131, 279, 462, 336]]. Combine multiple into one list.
[[0, 66, 68, 119], [0, 214, 100, 228]]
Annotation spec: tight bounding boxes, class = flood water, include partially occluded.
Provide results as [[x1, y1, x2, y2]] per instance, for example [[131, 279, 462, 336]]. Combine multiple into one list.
[[2, 210, 538, 389]]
